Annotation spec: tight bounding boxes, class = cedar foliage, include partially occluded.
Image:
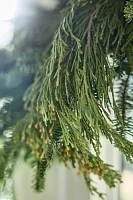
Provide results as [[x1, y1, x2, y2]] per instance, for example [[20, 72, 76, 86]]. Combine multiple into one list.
[[1, 0, 133, 199]]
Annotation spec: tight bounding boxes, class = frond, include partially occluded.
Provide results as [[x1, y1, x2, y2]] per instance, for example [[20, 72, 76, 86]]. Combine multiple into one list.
[[2, 0, 133, 198], [124, 0, 133, 23], [16, 0, 133, 194]]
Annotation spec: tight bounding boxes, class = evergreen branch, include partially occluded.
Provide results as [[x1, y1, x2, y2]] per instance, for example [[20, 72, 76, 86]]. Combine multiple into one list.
[[2, 0, 133, 199], [33, 139, 56, 192], [87, 5, 98, 55], [84, 174, 105, 199], [0, 136, 21, 197], [21, 1, 131, 196], [60, 48, 72, 65], [121, 73, 130, 127], [124, 0, 133, 23], [33, 159, 48, 192], [115, 72, 131, 136], [0, 139, 14, 181]]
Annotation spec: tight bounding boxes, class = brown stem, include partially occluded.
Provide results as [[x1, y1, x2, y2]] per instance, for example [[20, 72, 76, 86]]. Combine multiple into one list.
[[60, 48, 72, 65], [87, 9, 97, 55]]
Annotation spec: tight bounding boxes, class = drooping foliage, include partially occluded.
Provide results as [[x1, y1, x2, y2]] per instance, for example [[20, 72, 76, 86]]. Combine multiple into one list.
[[1, 0, 133, 199], [124, 0, 133, 22]]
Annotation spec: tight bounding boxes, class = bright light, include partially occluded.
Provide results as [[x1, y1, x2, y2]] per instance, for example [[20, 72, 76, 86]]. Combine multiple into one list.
[[0, 0, 17, 47], [0, 0, 17, 21]]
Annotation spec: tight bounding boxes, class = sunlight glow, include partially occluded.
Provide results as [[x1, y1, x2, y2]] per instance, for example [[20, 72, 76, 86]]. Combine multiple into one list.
[[0, 0, 18, 47], [0, 0, 17, 21]]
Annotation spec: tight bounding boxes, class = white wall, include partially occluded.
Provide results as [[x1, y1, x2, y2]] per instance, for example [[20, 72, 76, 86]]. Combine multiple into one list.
[[90, 137, 121, 200], [13, 137, 122, 200], [13, 160, 90, 200]]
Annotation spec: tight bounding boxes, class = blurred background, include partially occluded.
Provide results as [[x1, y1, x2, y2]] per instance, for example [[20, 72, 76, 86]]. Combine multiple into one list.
[[0, 0, 133, 200]]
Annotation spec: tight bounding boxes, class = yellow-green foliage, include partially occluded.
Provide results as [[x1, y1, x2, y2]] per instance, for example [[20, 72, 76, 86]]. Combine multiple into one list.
[[124, 0, 133, 23], [1, 0, 133, 199]]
